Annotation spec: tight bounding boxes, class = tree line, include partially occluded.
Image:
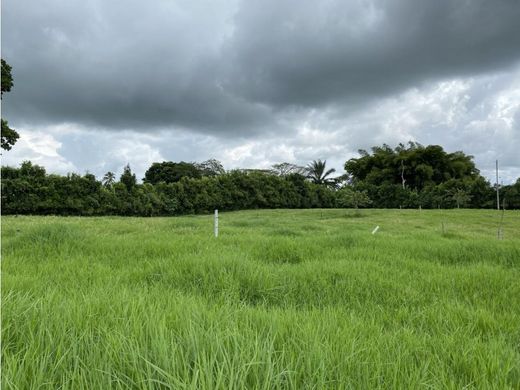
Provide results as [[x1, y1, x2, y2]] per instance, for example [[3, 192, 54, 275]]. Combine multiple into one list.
[[1, 161, 337, 216], [2, 143, 519, 216]]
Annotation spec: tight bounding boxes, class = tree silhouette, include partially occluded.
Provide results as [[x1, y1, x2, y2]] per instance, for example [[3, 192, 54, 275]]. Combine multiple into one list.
[[306, 159, 336, 186], [271, 162, 306, 176], [120, 164, 137, 191], [102, 171, 116, 187]]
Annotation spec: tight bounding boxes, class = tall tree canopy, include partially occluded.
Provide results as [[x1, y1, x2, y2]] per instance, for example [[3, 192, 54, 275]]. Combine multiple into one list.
[[144, 160, 226, 184], [196, 159, 225, 176], [120, 164, 137, 191], [1, 59, 19, 151], [143, 161, 202, 185], [345, 142, 479, 191]]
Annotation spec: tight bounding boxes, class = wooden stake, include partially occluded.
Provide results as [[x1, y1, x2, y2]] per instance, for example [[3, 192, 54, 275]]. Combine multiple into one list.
[[496, 160, 500, 210], [214, 209, 219, 237]]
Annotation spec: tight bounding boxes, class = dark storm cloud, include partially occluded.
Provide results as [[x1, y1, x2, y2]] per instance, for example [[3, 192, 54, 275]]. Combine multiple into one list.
[[2, 0, 520, 135], [2, 0, 275, 134], [225, 0, 520, 107]]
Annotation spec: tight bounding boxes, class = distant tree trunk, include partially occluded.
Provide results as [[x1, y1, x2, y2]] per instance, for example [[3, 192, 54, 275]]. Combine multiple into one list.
[[401, 160, 406, 189]]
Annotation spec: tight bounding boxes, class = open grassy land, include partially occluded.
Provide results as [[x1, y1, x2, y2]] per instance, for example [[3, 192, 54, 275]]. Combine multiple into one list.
[[2, 209, 520, 389]]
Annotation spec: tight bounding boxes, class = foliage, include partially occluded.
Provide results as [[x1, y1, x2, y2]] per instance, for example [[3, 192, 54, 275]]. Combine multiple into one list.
[[119, 164, 137, 191], [1, 58, 13, 94], [143, 161, 202, 184], [1, 58, 19, 151], [2, 162, 340, 216], [196, 159, 225, 176], [345, 142, 479, 191], [344, 143, 501, 209], [449, 188, 472, 209], [1, 144, 517, 215], [337, 187, 372, 208], [102, 171, 116, 187], [502, 179, 520, 209], [306, 159, 336, 186], [1, 119, 20, 151]]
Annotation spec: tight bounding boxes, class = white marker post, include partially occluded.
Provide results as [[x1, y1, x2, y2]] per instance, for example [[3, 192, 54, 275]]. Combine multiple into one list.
[[372, 225, 380, 235], [214, 209, 219, 238]]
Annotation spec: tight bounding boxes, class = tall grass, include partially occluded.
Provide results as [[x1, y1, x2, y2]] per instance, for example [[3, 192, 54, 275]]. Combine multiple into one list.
[[2, 209, 520, 388]]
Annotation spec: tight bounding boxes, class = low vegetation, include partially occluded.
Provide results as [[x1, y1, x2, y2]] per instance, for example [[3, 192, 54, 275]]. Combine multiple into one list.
[[2, 209, 519, 388], [3, 143, 520, 216]]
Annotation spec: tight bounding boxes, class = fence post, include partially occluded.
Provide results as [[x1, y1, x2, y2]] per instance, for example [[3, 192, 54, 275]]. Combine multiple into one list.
[[214, 209, 219, 238]]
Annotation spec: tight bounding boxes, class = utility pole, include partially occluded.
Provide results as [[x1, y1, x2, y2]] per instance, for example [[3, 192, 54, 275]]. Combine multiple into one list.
[[496, 160, 500, 210]]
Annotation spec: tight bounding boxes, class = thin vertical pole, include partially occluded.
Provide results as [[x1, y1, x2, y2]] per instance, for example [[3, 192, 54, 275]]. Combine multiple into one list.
[[496, 160, 500, 210], [400, 160, 406, 189], [214, 209, 219, 237]]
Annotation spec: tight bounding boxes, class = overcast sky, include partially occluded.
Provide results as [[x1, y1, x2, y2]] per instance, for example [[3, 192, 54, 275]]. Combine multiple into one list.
[[2, 0, 520, 183]]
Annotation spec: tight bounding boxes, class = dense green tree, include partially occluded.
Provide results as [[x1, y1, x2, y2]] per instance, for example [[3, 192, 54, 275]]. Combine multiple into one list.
[[1, 59, 19, 151], [1, 119, 19, 151], [1, 165, 19, 179], [502, 179, 520, 209], [120, 164, 137, 191], [345, 143, 479, 191], [1, 59, 13, 94], [345, 143, 494, 208], [19, 160, 46, 179], [143, 161, 202, 184], [337, 187, 372, 209], [467, 176, 495, 208], [196, 159, 225, 176]]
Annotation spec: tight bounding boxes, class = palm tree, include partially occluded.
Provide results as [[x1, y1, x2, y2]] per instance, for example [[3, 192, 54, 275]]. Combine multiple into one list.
[[306, 159, 336, 186], [102, 171, 116, 187]]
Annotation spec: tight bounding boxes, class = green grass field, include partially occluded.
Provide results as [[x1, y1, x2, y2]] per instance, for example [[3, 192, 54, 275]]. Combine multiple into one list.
[[2, 209, 520, 389]]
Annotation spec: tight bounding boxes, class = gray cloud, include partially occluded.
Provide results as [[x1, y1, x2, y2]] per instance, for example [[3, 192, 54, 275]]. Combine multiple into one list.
[[4, 0, 520, 133], [225, 0, 520, 107], [3, 0, 274, 134], [2, 0, 520, 182]]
